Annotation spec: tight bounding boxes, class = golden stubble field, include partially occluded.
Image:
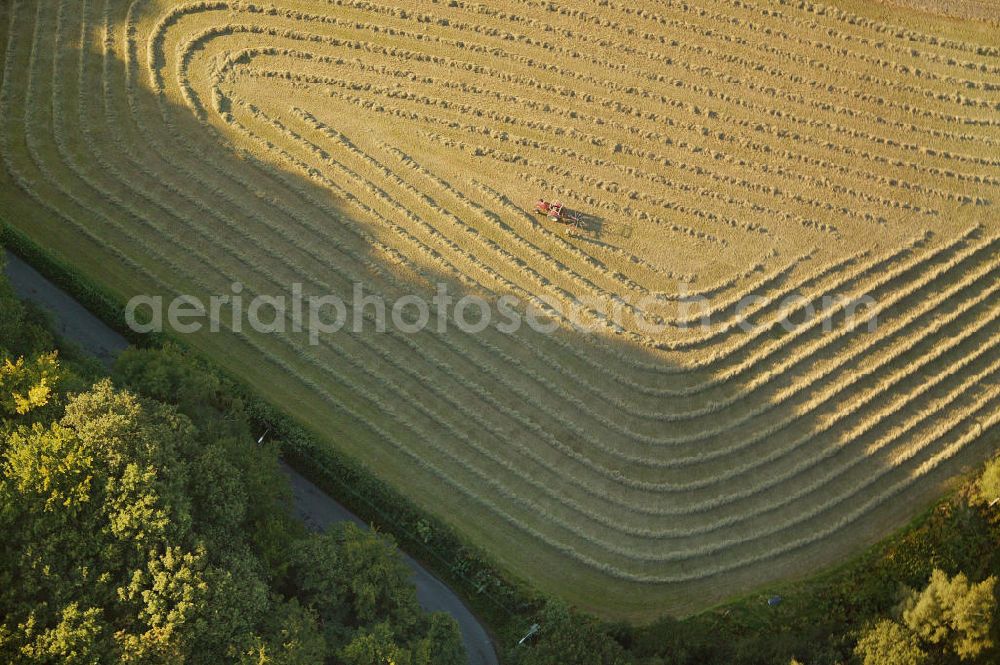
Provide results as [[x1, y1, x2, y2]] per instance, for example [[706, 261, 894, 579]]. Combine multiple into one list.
[[1, 0, 998, 619], [878, 1, 997, 22]]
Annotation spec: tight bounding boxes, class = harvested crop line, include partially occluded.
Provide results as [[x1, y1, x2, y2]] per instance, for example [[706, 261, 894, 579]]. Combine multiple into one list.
[[1, 0, 997, 617]]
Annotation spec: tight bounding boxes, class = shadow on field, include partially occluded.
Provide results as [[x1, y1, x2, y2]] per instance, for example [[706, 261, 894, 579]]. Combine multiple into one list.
[[2, 9, 996, 629]]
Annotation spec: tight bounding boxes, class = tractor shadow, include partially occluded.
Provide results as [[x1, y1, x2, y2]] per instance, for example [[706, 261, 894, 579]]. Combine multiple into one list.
[[565, 213, 633, 246], [574, 213, 604, 238]]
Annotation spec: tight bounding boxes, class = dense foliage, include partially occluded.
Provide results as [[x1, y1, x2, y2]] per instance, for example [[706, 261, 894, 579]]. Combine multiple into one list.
[[0, 266, 464, 664], [853, 570, 996, 664]]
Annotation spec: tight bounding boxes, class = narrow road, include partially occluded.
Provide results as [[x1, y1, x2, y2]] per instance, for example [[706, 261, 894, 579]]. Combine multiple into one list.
[[3, 250, 499, 665], [280, 467, 500, 665]]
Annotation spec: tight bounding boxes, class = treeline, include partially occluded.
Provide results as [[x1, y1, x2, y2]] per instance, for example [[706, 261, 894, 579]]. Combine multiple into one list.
[[0, 262, 465, 664]]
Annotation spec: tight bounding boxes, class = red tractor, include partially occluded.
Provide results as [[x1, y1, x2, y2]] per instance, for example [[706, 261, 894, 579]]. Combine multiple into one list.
[[535, 199, 584, 231]]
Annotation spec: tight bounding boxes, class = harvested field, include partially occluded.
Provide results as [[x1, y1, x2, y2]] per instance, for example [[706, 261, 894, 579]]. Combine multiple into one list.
[[0, 0, 998, 619], [876, 1, 998, 23]]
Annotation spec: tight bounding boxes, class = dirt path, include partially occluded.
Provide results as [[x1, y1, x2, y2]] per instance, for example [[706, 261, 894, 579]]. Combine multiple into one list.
[[3, 250, 499, 665]]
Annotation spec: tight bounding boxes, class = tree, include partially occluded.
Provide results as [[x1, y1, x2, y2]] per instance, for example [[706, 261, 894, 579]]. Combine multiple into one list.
[[117, 546, 212, 662], [977, 457, 1000, 506], [15, 603, 108, 665], [283, 523, 461, 663], [339, 621, 413, 665], [901, 569, 996, 661], [0, 266, 54, 360], [0, 352, 64, 418], [113, 344, 245, 442], [241, 599, 326, 665], [413, 612, 465, 665], [112, 345, 295, 577], [854, 619, 928, 665]]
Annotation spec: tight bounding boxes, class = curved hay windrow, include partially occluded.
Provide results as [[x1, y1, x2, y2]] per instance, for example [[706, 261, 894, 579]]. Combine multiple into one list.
[[0, 0, 997, 618]]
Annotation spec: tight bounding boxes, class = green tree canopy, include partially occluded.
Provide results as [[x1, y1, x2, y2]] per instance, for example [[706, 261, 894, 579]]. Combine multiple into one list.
[[0, 286, 464, 665], [977, 457, 1000, 506], [284, 525, 463, 664], [0, 352, 64, 417], [901, 569, 996, 661], [854, 619, 928, 665]]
